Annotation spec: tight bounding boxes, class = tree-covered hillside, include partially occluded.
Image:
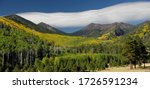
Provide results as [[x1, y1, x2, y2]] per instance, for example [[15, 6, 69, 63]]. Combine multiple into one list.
[[5, 15, 66, 34], [0, 20, 55, 71], [0, 17, 98, 47], [0, 16, 150, 72], [72, 22, 135, 38]]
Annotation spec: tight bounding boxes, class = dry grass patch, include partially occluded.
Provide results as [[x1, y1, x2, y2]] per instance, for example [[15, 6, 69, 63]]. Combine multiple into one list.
[[101, 63, 150, 72]]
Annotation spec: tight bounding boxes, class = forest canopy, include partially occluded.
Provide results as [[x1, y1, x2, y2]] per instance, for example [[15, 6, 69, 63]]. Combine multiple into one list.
[[0, 17, 150, 72]]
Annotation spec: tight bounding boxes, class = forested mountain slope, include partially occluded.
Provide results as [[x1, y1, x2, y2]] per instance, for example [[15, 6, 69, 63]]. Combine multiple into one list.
[[72, 22, 135, 38], [37, 22, 66, 35], [0, 17, 96, 46], [5, 15, 66, 34], [1, 16, 150, 72], [0, 18, 55, 71]]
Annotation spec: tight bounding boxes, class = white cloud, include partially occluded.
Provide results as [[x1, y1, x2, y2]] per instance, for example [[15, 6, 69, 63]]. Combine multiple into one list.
[[18, 2, 150, 28]]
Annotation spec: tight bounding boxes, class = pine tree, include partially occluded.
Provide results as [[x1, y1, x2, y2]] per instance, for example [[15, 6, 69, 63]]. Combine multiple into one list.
[[123, 36, 148, 69]]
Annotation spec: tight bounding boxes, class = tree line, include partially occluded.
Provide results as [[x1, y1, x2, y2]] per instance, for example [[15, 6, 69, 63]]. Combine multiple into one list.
[[0, 22, 150, 72]]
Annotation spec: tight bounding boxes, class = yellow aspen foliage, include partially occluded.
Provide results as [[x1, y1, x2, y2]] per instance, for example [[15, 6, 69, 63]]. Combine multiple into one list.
[[143, 24, 149, 33], [98, 33, 111, 40], [0, 17, 98, 47]]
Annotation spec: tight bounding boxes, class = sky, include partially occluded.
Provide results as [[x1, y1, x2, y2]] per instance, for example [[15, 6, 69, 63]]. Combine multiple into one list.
[[0, 0, 149, 16], [1, 0, 150, 33]]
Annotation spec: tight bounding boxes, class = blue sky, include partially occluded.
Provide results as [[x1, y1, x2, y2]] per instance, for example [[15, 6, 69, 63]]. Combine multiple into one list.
[[1, 0, 150, 33], [0, 0, 149, 16]]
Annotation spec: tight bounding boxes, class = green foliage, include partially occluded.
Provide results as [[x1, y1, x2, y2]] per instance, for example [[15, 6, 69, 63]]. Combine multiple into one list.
[[34, 57, 54, 72], [5, 15, 66, 34], [18, 53, 126, 72], [123, 36, 148, 68], [53, 53, 127, 72], [0, 17, 150, 72], [12, 65, 20, 72], [0, 20, 55, 72]]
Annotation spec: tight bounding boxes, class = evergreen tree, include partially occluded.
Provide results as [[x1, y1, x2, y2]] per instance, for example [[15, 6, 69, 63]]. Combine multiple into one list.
[[123, 36, 148, 69]]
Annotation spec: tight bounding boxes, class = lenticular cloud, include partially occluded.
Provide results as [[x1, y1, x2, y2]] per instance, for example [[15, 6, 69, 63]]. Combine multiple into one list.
[[18, 2, 150, 28]]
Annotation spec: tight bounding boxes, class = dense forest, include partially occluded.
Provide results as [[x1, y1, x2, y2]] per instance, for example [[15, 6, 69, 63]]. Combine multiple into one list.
[[0, 16, 150, 72]]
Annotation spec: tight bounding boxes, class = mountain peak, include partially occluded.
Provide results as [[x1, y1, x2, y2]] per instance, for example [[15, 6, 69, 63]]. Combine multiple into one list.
[[5, 15, 66, 35], [38, 22, 57, 31], [5, 14, 22, 19], [38, 22, 46, 25], [38, 22, 53, 29], [72, 22, 134, 37], [37, 22, 66, 35]]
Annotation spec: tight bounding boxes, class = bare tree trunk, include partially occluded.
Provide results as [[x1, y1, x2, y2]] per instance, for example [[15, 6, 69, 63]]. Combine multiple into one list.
[[134, 64, 136, 69], [20, 52, 23, 66], [7, 52, 9, 63], [26, 51, 29, 64], [138, 60, 142, 68], [2, 53, 4, 66], [130, 61, 133, 69], [144, 63, 146, 68]]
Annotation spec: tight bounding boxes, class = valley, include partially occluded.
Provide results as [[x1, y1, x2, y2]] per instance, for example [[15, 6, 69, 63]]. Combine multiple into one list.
[[0, 15, 150, 72]]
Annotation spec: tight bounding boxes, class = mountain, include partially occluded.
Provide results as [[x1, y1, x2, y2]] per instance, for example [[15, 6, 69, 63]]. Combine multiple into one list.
[[0, 17, 55, 71], [0, 17, 95, 46], [72, 22, 135, 38], [37, 22, 66, 35], [133, 20, 150, 37], [1, 16, 150, 72], [5, 15, 66, 34], [137, 20, 150, 26]]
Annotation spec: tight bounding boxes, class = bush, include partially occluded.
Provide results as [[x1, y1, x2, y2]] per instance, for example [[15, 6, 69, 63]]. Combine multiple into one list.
[[53, 53, 127, 72]]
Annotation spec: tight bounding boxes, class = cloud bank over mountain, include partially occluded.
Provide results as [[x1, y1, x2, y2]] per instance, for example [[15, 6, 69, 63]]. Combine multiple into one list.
[[18, 2, 150, 28]]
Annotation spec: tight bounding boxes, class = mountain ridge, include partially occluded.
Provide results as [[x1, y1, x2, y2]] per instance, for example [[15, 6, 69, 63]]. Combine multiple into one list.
[[4, 14, 150, 39], [72, 22, 135, 37], [37, 22, 66, 35], [5, 15, 66, 35]]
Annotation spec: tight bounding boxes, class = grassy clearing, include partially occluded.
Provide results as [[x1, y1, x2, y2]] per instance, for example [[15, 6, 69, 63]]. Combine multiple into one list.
[[100, 63, 150, 72]]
